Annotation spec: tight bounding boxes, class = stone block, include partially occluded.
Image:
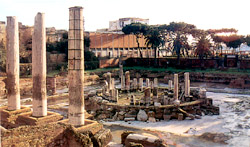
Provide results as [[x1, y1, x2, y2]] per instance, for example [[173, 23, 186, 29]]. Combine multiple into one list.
[[178, 113, 184, 121], [92, 128, 112, 147], [125, 134, 165, 147]]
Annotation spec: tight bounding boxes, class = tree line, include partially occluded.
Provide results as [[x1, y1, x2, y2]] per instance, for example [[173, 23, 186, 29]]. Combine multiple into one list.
[[122, 22, 250, 65]]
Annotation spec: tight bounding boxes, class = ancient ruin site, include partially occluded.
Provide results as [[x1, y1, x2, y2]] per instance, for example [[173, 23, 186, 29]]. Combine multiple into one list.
[[1, 2, 250, 147]]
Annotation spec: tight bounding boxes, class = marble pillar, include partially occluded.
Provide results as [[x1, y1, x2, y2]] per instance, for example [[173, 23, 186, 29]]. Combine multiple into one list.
[[32, 13, 47, 117], [6, 16, 20, 110]]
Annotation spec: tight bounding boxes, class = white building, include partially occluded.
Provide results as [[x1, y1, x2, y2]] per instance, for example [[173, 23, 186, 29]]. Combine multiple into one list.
[[109, 17, 149, 32]]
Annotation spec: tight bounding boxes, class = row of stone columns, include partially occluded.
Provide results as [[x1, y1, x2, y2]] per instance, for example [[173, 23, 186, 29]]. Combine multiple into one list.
[[5, 7, 86, 127], [6, 13, 47, 118]]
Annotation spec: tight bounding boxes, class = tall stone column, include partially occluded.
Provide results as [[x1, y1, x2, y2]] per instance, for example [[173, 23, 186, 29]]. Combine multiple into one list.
[[139, 78, 143, 91], [6, 16, 20, 110], [184, 72, 190, 97], [125, 71, 130, 91], [174, 74, 178, 100], [68, 7, 84, 125], [32, 13, 47, 117]]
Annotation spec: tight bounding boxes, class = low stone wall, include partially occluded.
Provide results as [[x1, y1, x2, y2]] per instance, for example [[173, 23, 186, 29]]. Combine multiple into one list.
[[121, 70, 250, 89], [125, 57, 250, 69]]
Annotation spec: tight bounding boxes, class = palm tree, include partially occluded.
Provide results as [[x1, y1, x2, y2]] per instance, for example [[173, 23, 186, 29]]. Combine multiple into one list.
[[145, 26, 165, 66]]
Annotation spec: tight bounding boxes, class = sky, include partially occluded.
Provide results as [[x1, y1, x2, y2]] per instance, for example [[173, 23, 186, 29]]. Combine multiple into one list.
[[1, 0, 250, 35]]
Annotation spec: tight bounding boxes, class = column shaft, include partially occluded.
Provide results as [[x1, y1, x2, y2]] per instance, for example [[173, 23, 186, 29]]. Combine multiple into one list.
[[68, 7, 85, 125], [32, 13, 47, 116], [6, 16, 20, 110]]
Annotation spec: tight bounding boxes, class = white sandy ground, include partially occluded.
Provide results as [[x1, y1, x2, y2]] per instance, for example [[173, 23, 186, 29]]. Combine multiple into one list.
[[104, 92, 250, 147]]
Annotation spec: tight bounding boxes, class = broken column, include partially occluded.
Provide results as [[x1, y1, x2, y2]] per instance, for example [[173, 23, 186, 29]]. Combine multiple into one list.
[[6, 16, 20, 110], [32, 13, 47, 117], [106, 72, 112, 90], [121, 75, 125, 91], [125, 71, 130, 91], [153, 78, 158, 103], [144, 87, 151, 106], [153, 78, 158, 88], [146, 78, 150, 88], [168, 80, 173, 91], [173, 74, 180, 105], [130, 95, 135, 105], [184, 72, 190, 97], [133, 78, 138, 90], [139, 78, 143, 91], [68, 7, 85, 125], [119, 64, 123, 79]]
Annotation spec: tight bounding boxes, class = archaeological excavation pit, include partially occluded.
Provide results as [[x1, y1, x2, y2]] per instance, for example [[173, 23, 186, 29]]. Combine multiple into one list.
[[85, 66, 220, 122]]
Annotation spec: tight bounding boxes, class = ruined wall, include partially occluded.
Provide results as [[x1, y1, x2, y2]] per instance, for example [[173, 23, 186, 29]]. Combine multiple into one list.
[[89, 32, 148, 49], [125, 58, 250, 69]]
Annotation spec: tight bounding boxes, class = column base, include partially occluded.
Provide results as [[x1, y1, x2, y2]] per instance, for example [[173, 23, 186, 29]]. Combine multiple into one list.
[[16, 111, 63, 126], [0, 106, 31, 129]]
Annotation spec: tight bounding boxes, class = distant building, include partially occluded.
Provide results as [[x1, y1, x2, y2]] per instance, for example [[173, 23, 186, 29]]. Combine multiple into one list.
[[46, 27, 67, 42], [108, 17, 149, 32]]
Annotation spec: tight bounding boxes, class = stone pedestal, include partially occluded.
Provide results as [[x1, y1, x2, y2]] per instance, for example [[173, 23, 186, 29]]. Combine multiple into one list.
[[32, 13, 47, 117], [139, 78, 143, 91], [6, 16, 20, 110], [68, 6, 85, 126], [125, 71, 130, 91], [184, 72, 190, 97], [16, 111, 63, 126], [0, 106, 31, 129]]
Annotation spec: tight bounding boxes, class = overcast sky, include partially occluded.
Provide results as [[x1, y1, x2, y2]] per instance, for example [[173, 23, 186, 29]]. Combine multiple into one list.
[[1, 0, 250, 35]]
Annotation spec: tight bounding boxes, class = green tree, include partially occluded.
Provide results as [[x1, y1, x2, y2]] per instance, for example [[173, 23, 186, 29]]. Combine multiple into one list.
[[122, 23, 149, 58], [164, 22, 196, 64], [145, 26, 165, 66]]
